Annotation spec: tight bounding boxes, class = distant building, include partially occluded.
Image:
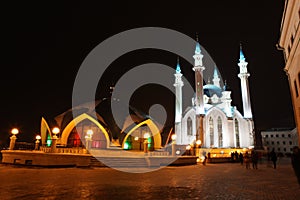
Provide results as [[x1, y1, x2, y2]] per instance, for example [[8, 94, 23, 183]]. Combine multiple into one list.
[[261, 128, 298, 155], [278, 0, 300, 145]]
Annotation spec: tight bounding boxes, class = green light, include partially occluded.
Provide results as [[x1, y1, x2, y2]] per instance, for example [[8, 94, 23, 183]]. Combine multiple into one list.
[[46, 134, 52, 147], [124, 142, 131, 150]]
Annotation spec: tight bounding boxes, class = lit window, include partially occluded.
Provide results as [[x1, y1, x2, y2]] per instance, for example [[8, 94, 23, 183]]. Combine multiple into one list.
[[209, 117, 214, 146], [235, 119, 240, 147]]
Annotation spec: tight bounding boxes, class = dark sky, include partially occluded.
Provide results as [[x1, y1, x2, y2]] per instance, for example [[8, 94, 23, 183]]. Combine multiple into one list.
[[0, 0, 295, 145]]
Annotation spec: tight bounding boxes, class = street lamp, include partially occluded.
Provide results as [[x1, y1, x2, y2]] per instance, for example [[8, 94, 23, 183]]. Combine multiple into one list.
[[85, 129, 93, 150], [35, 135, 41, 150], [51, 127, 60, 153], [196, 140, 202, 157], [9, 128, 19, 150], [171, 134, 177, 156], [143, 132, 150, 153]]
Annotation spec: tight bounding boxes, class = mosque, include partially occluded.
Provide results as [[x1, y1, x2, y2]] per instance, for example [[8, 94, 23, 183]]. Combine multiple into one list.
[[39, 41, 255, 152], [174, 41, 255, 148]]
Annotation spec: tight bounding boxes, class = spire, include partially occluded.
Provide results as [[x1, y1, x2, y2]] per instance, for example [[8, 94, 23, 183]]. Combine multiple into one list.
[[239, 43, 246, 62], [176, 57, 181, 73], [213, 67, 218, 78], [195, 33, 201, 54]]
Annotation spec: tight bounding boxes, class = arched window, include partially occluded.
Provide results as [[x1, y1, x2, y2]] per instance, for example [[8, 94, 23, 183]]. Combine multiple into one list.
[[187, 117, 192, 135], [235, 119, 240, 147], [218, 117, 223, 147], [209, 117, 214, 147]]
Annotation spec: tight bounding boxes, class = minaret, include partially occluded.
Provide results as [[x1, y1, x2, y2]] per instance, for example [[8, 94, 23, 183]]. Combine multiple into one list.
[[238, 45, 253, 119], [174, 58, 184, 144], [193, 38, 205, 141], [212, 67, 220, 87]]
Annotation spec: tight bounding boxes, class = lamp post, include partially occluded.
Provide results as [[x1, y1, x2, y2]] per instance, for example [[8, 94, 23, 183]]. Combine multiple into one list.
[[85, 129, 93, 151], [9, 128, 19, 150], [143, 132, 150, 153], [35, 135, 41, 150], [196, 139, 202, 157], [51, 127, 60, 153], [171, 134, 177, 156]]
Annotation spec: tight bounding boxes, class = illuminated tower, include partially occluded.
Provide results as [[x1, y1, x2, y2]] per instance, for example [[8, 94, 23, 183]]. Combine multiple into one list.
[[174, 58, 184, 144], [193, 39, 205, 141], [238, 45, 253, 119], [212, 67, 220, 87]]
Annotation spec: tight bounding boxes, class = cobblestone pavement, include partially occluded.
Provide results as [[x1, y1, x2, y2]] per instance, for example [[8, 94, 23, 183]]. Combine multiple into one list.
[[0, 158, 299, 200]]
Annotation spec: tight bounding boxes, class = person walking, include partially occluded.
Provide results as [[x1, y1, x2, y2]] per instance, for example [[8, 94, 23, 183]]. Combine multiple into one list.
[[251, 150, 258, 169], [244, 151, 250, 169], [270, 148, 277, 169], [239, 152, 244, 165], [291, 146, 300, 185]]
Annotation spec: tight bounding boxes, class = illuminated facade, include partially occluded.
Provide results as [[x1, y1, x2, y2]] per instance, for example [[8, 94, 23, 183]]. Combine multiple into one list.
[[174, 42, 255, 148], [278, 0, 300, 145]]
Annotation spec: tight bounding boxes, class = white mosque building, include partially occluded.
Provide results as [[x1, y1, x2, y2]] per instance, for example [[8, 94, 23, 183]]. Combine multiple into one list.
[[174, 42, 255, 148]]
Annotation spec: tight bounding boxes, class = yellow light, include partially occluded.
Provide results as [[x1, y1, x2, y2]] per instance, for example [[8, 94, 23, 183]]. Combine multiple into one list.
[[144, 132, 150, 139], [171, 134, 177, 141], [196, 140, 201, 146], [87, 129, 93, 136], [52, 127, 60, 134], [36, 135, 41, 140], [11, 128, 19, 135], [134, 137, 139, 141], [186, 145, 191, 150]]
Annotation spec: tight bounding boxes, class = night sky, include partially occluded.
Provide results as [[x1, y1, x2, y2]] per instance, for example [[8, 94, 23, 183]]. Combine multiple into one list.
[[0, 0, 295, 146]]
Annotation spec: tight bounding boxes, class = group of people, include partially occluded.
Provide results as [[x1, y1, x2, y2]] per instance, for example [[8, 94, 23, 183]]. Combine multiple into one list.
[[235, 150, 259, 169]]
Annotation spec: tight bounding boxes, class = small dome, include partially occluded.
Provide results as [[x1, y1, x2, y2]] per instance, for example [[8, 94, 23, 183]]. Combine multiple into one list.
[[203, 84, 222, 97]]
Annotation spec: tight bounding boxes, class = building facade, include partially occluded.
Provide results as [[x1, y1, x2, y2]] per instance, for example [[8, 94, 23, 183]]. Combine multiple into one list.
[[174, 42, 255, 148], [261, 128, 298, 155], [278, 0, 300, 145]]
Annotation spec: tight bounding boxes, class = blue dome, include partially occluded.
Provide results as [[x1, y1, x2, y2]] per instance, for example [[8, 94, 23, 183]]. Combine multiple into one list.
[[203, 84, 222, 97]]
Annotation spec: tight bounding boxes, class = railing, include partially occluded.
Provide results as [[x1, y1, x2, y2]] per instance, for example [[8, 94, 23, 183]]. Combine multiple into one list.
[[40, 147, 87, 154]]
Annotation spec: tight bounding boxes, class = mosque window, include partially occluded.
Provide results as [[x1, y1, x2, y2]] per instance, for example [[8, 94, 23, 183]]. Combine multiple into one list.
[[217, 117, 223, 147], [187, 117, 192, 136], [234, 119, 240, 147], [209, 117, 214, 147]]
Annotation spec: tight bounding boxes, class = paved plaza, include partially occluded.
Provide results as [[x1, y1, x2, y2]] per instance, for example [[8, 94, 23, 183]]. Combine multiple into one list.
[[0, 158, 299, 200]]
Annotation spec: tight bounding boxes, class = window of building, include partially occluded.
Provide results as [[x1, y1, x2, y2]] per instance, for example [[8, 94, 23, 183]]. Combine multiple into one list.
[[218, 117, 223, 147], [209, 117, 214, 147], [282, 134, 285, 137], [187, 117, 192, 136], [235, 119, 240, 147], [277, 141, 280, 144], [272, 141, 274, 145], [289, 141, 292, 145], [295, 80, 299, 97], [265, 135, 268, 138], [266, 141, 269, 145], [278, 148, 280, 151], [276, 134, 279, 137], [271, 135, 273, 138], [283, 141, 286, 145], [284, 148, 286, 152], [288, 134, 291, 138]]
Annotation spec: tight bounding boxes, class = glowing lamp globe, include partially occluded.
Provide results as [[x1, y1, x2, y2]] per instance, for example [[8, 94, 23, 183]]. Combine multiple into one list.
[[144, 133, 150, 139], [196, 140, 201, 146], [52, 127, 60, 135], [36, 135, 41, 140], [11, 128, 19, 135], [87, 129, 94, 136], [171, 134, 177, 141]]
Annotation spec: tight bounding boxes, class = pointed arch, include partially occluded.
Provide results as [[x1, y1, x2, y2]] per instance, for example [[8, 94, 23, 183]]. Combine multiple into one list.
[[234, 118, 240, 147], [40, 117, 52, 146], [122, 119, 161, 149], [209, 117, 214, 147], [187, 117, 193, 136], [217, 116, 223, 147], [60, 113, 110, 148]]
